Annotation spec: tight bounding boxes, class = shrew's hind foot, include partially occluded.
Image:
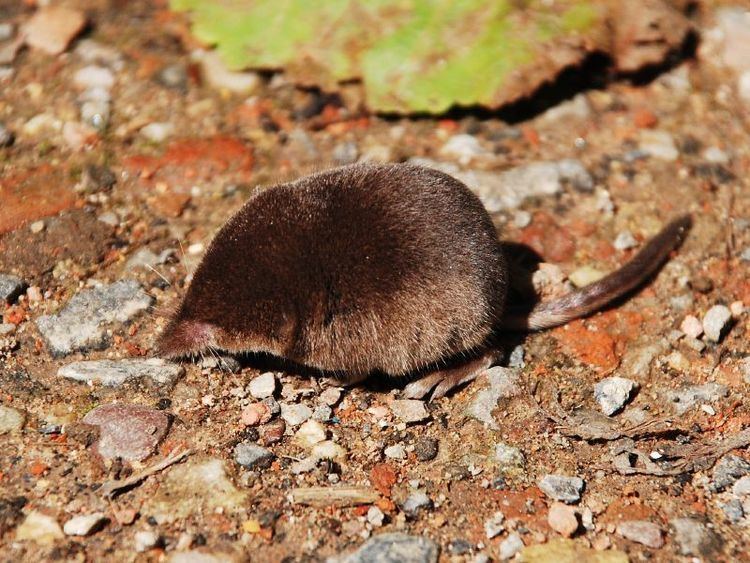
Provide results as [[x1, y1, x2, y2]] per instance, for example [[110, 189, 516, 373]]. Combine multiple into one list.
[[402, 351, 501, 401]]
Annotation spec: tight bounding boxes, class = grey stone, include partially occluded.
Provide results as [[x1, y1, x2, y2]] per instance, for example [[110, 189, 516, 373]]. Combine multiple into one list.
[[83, 403, 170, 461], [557, 158, 594, 192], [390, 399, 430, 424], [613, 230, 637, 250], [332, 141, 359, 165], [710, 454, 750, 492], [0, 123, 14, 148], [594, 377, 637, 416], [639, 130, 679, 161], [233, 442, 274, 470], [313, 404, 333, 422], [63, 513, 106, 536], [484, 511, 505, 539], [280, 403, 312, 427], [156, 63, 188, 91], [339, 533, 439, 563], [702, 305, 733, 342], [667, 383, 728, 415], [498, 533, 523, 560], [58, 358, 184, 388], [384, 444, 406, 460], [466, 367, 521, 429], [198, 355, 241, 373], [248, 372, 277, 399], [732, 475, 750, 496], [720, 498, 744, 523], [508, 344, 525, 368], [402, 492, 432, 516], [616, 520, 663, 548], [670, 518, 720, 557], [0, 405, 25, 433], [494, 443, 525, 471], [36, 280, 153, 356], [538, 475, 584, 504], [0, 274, 26, 303], [414, 437, 438, 461]]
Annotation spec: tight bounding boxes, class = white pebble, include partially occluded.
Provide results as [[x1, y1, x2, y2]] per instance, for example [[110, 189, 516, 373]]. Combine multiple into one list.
[[384, 444, 406, 460], [73, 65, 115, 90], [614, 230, 637, 250], [680, 315, 703, 338], [702, 305, 732, 342], [63, 513, 106, 536], [294, 419, 327, 448], [248, 372, 277, 399]]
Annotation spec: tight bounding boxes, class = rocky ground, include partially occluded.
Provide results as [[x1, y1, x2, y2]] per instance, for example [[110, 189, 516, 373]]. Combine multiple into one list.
[[2, 2, 750, 562]]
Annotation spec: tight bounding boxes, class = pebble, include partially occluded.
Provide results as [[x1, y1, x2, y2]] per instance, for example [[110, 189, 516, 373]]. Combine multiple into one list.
[[15, 511, 64, 544], [23, 6, 86, 55], [539, 94, 591, 123], [339, 533, 438, 563], [0, 23, 13, 42], [389, 399, 430, 424], [569, 266, 605, 288], [259, 418, 285, 445], [440, 134, 489, 165], [667, 383, 728, 415], [0, 405, 25, 434], [538, 475, 584, 504], [556, 158, 594, 192], [280, 403, 312, 427], [29, 220, 45, 234], [98, 212, 119, 226], [498, 533, 524, 560], [193, 49, 260, 94], [703, 146, 730, 164], [233, 442, 274, 470], [732, 475, 750, 497], [58, 358, 184, 388], [414, 437, 439, 461], [483, 511, 505, 539], [367, 506, 385, 527], [702, 304, 732, 342], [320, 387, 343, 406], [494, 443, 525, 470], [594, 377, 637, 416], [384, 444, 407, 460], [294, 419, 327, 448], [548, 503, 579, 537], [63, 513, 106, 536], [73, 65, 115, 90], [670, 518, 718, 557], [508, 344, 525, 368], [74, 40, 124, 70], [709, 454, 750, 492], [241, 402, 272, 426], [616, 520, 663, 548], [35, 280, 153, 356], [0, 123, 14, 148], [613, 230, 637, 250], [402, 492, 432, 516], [248, 372, 277, 399], [740, 71, 750, 104], [313, 405, 333, 422], [639, 130, 679, 161], [466, 366, 521, 429], [332, 141, 359, 165], [0, 273, 27, 303], [134, 530, 160, 552], [721, 498, 744, 523], [156, 63, 188, 91], [140, 122, 174, 143], [680, 315, 703, 338], [512, 210, 531, 229], [83, 403, 170, 461], [198, 355, 241, 373], [80, 98, 110, 130]]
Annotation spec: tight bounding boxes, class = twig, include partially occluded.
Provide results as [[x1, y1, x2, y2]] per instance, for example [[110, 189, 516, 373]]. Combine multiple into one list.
[[290, 486, 380, 507], [99, 448, 192, 499]]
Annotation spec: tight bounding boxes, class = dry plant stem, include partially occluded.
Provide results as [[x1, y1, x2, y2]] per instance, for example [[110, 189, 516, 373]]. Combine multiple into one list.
[[290, 486, 381, 507], [99, 448, 193, 499]]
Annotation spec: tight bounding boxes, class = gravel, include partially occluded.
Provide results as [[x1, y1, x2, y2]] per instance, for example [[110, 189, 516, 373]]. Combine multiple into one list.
[[82, 403, 170, 461], [709, 454, 750, 492], [548, 503, 579, 537], [233, 442, 274, 469], [134, 530, 160, 552], [538, 475, 585, 504], [63, 513, 106, 536], [498, 533, 524, 560], [35, 280, 154, 356], [15, 511, 64, 544], [389, 399, 430, 424], [594, 376, 637, 416], [702, 305, 732, 342], [0, 274, 26, 303], [616, 520, 664, 548], [414, 437, 439, 461], [280, 403, 312, 426], [294, 419, 327, 448], [73, 65, 115, 90], [402, 492, 432, 516], [483, 511, 505, 539], [494, 443, 525, 471], [0, 405, 25, 434], [384, 444, 407, 460], [639, 130, 679, 161], [339, 533, 439, 563], [58, 358, 184, 388], [248, 372, 277, 399]]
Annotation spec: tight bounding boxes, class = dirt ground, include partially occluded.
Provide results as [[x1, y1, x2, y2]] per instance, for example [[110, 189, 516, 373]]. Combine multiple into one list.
[[2, 1, 750, 562]]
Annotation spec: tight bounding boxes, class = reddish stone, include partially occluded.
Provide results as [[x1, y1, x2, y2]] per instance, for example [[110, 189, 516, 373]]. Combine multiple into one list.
[[148, 192, 191, 218], [553, 320, 619, 371], [370, 463, 398, 497], [83, 403, 170, 462], [633, 108, 658, 129]]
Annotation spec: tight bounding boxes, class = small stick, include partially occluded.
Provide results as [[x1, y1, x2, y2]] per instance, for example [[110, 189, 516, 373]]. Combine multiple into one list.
[[290, 486, 380, 507], [100, 448, 192, 499]]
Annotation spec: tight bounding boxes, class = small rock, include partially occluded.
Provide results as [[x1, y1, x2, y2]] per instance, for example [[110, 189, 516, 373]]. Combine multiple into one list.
[[259, 419, 285, 445], [15, 511, 64, 544], [140, 122, 174, 143], [367, 506, 385, 527], [29, 220, 45, 234], [498, 533, 524, 560], [0, 23, 13, 42], [466, 366, 521, 429], [384, 444, 407, 460], [680, 315, 703, 338], [35, 280, 153, 356], [720, 498, 744, 523], [320, 387, 343, 406], [709, 454, 750, 492], [339, 533, 438, 563], [233, 442, 274, 470], [0, 405, 25, 433], [539, 94, 591, 123], [0, 274, 27, 303], [639, 130, 679, 161], [667, 383, 728, 415], [23, 6, 86, 55], [402, 492, 432, 516], [508, 344, 525, 368], [74, 39, 124, 70], [248, 372, 277, 399], [703, 146, 730, 164], [294, 419, 327, 448], [194, 50, 260, 94], [670, 518, 719, 557], [63, 513, 106, 536], [414, 437, 439, 461], [613, 230, 637, 250], [313, 404, 333, 422], [134, 530, 160, 552], [594, 377, 637, 416], [557, 158, 594, 192], [440, 134, 489, 165], [538, 475, 584, 504], [58, 358, 184, 388], [494, 443, 525, 471], [732, 475, 750, 496], [484, 511, 505, 539], [740, 71, 750, 104], [548, 503, 579, 537], [73, 65, 115, 90], [389, 399, 430, 424], [448, 539, 472, 555], [512, 210, 531, 229], [80, 98, 110, 130], [156, 63, 188, 91], [0, 123, 14, 148], [702, 305, 732, 342], [332, 141, 359, 165], [280, 403, 312, 427], [198, 355, 241, 373], [569, 266, 606, 288], [616, 520, 663, 548], [83, 403, 170, 461], [310, 440, 346, 462], [241, 402, 272, 426]]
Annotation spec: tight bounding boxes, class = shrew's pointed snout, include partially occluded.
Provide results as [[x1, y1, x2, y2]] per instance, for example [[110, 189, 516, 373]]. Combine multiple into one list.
[[155, 318, 218, 359]]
